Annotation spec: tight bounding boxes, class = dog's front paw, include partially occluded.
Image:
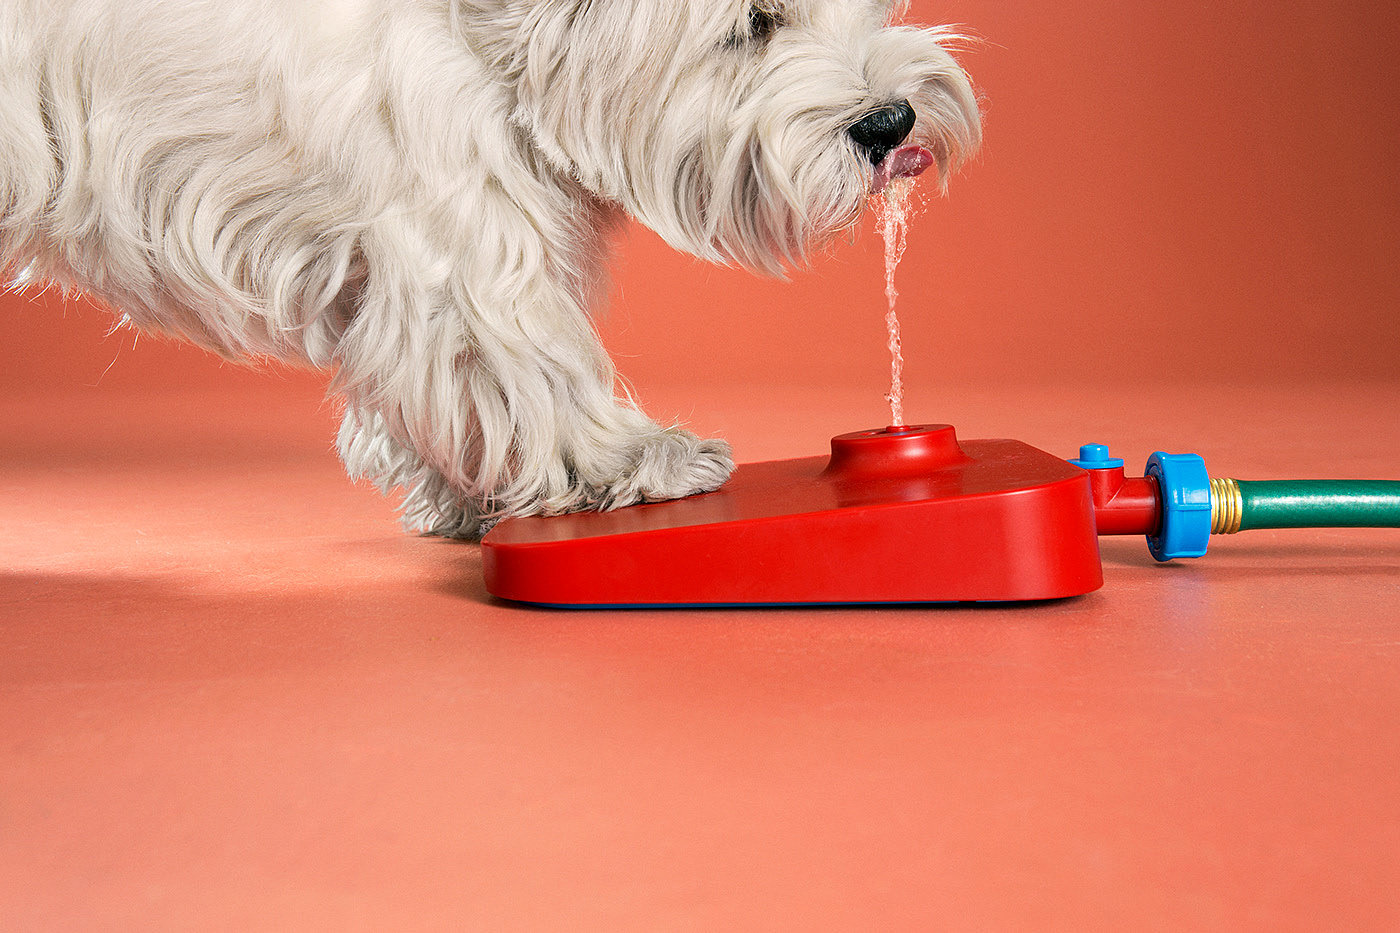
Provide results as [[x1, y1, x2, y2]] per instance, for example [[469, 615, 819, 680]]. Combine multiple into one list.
[[600, 428, 733, 510]]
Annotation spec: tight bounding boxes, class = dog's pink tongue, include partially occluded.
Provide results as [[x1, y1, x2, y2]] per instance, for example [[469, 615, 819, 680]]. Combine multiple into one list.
[[872, 145, 935, 195]]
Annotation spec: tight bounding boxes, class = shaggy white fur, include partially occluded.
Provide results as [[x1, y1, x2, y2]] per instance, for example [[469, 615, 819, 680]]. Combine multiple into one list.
[[0, 0, 979, 536]]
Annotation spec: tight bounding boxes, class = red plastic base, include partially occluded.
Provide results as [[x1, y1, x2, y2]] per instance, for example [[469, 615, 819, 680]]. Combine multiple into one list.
[[481, 425, 1105, 606]]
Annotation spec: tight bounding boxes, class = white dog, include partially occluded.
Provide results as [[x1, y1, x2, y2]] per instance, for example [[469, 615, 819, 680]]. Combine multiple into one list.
[[0, 0, 979, 535]]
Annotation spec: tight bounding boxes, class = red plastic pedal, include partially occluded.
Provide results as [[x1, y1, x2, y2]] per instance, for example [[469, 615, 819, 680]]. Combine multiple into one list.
[[481, 424, 1104, 607]]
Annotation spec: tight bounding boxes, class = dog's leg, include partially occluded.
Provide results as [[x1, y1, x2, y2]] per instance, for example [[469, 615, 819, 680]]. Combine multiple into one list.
[[333, 226, 733, 537]]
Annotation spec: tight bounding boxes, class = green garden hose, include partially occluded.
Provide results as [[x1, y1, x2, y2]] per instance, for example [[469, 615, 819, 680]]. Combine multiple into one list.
[[1210, 479, 1400, 534]]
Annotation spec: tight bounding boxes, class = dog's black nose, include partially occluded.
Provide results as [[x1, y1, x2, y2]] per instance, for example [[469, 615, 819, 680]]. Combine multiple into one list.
[[847, 101, 917, 166]]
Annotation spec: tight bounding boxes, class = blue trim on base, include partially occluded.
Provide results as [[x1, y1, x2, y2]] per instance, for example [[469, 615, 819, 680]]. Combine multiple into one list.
[[500, 597, 1081, 610]]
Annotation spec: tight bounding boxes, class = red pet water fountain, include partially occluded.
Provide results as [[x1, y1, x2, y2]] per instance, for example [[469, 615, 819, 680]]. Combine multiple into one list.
[[480, 423, 1400, 607]]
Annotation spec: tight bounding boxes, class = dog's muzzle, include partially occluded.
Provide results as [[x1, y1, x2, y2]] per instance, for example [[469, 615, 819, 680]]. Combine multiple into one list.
[[850, 101, 935, 195]]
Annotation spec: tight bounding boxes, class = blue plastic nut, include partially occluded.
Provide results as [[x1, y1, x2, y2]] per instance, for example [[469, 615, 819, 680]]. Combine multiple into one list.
[[1144, 451, 1212, 561], [1068, 443, 1125, 470]]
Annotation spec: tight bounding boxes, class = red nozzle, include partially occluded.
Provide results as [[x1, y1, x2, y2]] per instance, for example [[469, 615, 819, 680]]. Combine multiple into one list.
[[1085, 465, 1161, 536]]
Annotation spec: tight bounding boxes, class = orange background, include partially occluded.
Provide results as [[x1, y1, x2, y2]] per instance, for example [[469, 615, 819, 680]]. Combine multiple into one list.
[[3, 0, 1397, 401], [5, 3, 1400, 927]]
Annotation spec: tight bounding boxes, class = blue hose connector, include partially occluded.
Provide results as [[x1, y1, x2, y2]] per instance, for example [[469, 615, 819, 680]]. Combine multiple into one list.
[[1145, 451, 1212, 561]]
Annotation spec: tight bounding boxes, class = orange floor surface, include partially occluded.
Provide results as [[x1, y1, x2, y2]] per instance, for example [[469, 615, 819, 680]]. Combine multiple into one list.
[[3, 377, 1399, 929]]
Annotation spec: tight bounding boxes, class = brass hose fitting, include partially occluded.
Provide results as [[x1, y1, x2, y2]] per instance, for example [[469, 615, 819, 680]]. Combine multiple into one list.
[[1210, 477, 1243, 535]]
